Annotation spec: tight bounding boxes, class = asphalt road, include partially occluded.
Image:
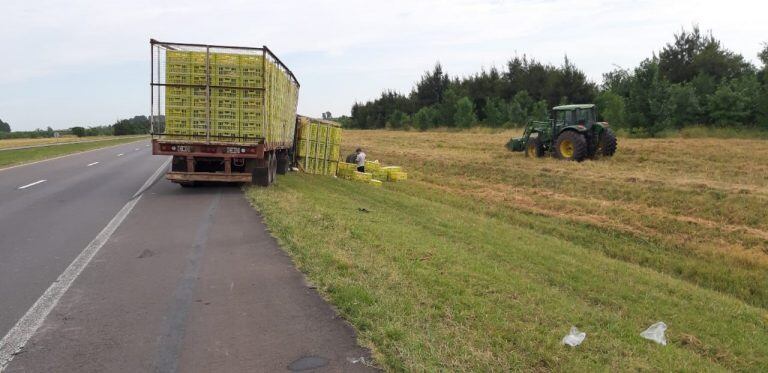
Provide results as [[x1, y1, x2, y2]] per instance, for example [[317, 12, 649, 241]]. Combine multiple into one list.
[[0, 141, 374, 372]]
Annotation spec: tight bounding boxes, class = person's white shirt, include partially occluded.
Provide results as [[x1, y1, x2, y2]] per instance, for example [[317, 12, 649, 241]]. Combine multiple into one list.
[[356, 152, 366, 167]]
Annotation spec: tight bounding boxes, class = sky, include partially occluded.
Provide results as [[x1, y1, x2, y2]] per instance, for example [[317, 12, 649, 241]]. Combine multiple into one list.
[[0, 0, 766, 131]]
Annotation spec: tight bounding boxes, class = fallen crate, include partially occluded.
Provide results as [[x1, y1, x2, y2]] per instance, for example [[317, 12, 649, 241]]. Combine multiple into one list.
[[337, 161, 407, 186]]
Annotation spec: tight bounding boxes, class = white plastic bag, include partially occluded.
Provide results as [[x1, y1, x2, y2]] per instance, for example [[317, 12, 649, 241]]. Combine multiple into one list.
[[561, 326, 586, 347], [640, 321, 667, 345]]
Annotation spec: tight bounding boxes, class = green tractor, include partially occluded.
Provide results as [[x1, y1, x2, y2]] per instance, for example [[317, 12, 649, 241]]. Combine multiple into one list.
[[507, 104, 617, 161]]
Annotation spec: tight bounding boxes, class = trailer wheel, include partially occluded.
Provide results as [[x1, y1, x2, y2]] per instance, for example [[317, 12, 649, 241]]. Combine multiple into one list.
[[252, 166, 270, 187], [276, 152, 289, 175], [252, 152, 272, 187], [171, 156, 187, 172], [268, 152, 277, 184]]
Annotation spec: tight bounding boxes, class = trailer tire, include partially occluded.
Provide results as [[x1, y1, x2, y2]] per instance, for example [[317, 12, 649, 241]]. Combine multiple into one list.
[[271, 151, 277, 184], [252, 166, 270, 187], [171, 156, 187, 172], [276, 152, 289, 175]]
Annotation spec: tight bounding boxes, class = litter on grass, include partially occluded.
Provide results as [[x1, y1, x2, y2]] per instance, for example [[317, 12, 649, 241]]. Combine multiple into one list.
[[640, 322, 668, 345], [561, 326, 586, 347]]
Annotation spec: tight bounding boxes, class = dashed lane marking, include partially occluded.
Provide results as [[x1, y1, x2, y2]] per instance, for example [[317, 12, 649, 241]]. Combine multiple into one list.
[[17, 180, 46, 190]]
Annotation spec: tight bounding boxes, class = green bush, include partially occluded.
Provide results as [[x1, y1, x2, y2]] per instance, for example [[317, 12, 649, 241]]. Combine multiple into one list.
[[453, 97, 477, 128]]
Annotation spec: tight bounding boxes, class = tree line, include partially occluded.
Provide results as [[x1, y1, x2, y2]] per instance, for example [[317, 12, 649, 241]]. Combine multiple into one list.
[[0, 115, 154, 139], [347, 26, 768, 136]]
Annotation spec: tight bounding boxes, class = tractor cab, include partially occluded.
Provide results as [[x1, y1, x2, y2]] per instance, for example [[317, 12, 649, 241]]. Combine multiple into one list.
[[553, 104, 597, 129]]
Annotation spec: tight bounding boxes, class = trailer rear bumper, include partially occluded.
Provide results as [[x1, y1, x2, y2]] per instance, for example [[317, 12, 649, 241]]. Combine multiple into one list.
[[166, 171, 251, 183]]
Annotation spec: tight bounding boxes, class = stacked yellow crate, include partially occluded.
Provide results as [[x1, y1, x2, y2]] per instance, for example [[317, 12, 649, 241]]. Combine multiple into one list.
[[296, 116, 342, 175], [164, 49, 298, 143]]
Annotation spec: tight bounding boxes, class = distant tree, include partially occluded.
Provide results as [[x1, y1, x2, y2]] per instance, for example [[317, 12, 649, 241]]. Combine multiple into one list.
[[757, 43, 768, 128], [595, 91, 626, 127], [624, 58, 672, 136], [659, 26, 752, 83], [707, 76, 758, 126], [113, 115, 150, 135], [71, 126, 86, 137], [387, 110, 408, 129], [436, 86, 460, 126], [0, 118, 10, 133], [411, 63, 451, 109], [552, 55, 597, 104], [453, 97, 477, 128], [530, 100, 549, 121], [665, 83, 701, 128], [507, 101, 526, 126], [511, 90, 534, 117], [602, 67, 632, 97], [483, 97, 508, 127], [413, 106, 438, 131]]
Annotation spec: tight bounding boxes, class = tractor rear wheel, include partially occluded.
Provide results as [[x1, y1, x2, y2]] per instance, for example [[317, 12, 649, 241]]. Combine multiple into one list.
[[525, 137, 544, 158], [600, 128, 618, 157], [555, 131, 588, 161]]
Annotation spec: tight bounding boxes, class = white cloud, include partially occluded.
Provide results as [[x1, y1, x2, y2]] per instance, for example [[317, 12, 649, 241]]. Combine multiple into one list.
[[0, 0, 766, 129]]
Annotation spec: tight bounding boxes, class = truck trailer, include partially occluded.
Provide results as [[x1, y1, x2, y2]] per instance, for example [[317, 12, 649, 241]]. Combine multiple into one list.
[[149, 39, 300, 186]]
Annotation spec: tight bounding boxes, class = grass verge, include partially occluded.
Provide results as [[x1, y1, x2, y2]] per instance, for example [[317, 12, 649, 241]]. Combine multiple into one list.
[[0, 136, 147, 168], [246, 173, 768, 371]]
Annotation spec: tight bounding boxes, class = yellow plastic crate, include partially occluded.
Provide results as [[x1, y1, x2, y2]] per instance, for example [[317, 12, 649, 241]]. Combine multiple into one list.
[[189, 52, 207, 65], [191, 97, 208, 108], [369, 179, 383, 187], [353, 172, 372, 181], [166, 74, 190, 85], [212, 88, 238, 98], [166, 86, 190, 97], [213, 108, 238, 121], [190, 118, 207, 131], [211, 75, 239, 87], [213, 98, 238, 109], [214, 54, 239, 66], [215, 65, 239, 77], [389, 171, 408, 181], [166, 96, 190, 107], [190, 74, 207, 85], [372, 170, 388, 181], [191, 87, 208, 97], [338, 162, 357, 171], [165, 117, 189, 130], [365, 161, 382, 173], [166, 50, 190, 63], [166, 107, 190, 118]]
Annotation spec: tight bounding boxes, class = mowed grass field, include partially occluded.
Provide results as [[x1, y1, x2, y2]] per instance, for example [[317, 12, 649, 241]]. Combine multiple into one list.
[[0, 135, 119, 149], [246, 129, 768, 371], [0, 136, 147, 168]]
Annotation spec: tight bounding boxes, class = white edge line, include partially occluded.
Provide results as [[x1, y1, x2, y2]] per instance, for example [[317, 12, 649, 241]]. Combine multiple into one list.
[[86, 162, 99, 167], [0, 159, 169, 371], [0, 138, 146, 173], [132, 158, 170, 199], [17, 180, 46, 190]]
